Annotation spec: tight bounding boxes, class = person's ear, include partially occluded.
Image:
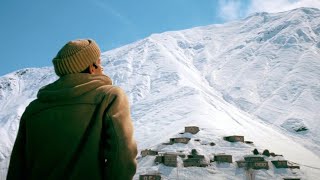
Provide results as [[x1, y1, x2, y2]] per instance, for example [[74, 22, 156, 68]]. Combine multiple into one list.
[[88, 64, 95, 74]]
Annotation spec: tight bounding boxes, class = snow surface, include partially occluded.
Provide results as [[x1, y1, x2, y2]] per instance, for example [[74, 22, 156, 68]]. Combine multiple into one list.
[[1, 7, 320, 179]]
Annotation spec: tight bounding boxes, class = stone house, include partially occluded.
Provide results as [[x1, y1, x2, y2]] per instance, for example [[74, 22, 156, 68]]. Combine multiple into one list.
[[141, 149, 158, 157], [244, 155, 265, 162], [247, 161, 269, 170], [223, 135, 244, 142], [169, 137, 191, 144], [245, 155, 268, 169], [155, 153, 178, 167], [139, 173, 161, 180], [183, 157, 208, 167], [183, 158, 202, 167], [271, 160, 288, 168], [185, 126, 200, 134], [214, 154, 233, 163], [236, 160, 269, 169], [188, 154, 205, 159], [183, 150, 208, 167], [163, 153, 177, 167], [237, 155, 268, 170]]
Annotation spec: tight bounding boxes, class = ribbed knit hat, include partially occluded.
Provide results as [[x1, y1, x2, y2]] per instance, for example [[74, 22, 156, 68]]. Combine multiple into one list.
[[52, 39, 101, 76]]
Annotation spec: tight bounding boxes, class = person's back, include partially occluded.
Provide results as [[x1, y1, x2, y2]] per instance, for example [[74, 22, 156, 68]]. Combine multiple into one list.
[[7, 39, 137, 180]]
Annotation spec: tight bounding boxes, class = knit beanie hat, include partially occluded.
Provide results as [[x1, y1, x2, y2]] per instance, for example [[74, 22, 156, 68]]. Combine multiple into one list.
[[52, 39, 101, 76]]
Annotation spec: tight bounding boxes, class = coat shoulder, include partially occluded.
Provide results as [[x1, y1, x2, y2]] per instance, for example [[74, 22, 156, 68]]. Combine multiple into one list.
[[98, 85, 127, 98]]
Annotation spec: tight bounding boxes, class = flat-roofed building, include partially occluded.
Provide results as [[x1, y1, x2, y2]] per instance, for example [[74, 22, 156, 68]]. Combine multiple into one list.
[[183, 158, 208, 167], [141, 149, 158, 157], [272, 160, 288, 168], [154, 153, 178, 167], [185, 126, 200, 134], [223, 135, 244, 142], [139, 173, 161, 180], [247, 161, 269, 170], [214, 154, 233, 163], [169, 137, 191, 144], [163, 153, 178, 167], [188, 154, 205, 159], [244, 155, 265, 162]]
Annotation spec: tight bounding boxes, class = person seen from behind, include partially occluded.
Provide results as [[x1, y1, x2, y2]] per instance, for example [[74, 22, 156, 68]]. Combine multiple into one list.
[[7, 39, 138, 180]]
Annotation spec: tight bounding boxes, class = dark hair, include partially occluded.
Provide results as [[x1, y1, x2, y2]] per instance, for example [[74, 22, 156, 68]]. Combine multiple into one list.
[[80, 66, 91, 74], [80, 63, 98, 74]]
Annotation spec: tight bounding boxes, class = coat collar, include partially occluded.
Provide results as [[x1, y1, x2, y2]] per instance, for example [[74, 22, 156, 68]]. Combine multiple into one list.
[[37, 73, 112, 102]]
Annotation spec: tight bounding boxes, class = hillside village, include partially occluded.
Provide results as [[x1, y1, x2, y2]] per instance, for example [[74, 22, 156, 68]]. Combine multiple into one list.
[[136, 126, 302, 180]]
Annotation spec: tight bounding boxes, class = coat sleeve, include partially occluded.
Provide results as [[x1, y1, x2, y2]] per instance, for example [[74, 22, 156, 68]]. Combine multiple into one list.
[[103, 87, 137, 180], [7, 116, 27, 180]]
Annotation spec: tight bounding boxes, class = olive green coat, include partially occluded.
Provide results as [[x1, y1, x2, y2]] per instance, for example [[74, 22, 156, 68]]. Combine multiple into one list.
[[7, 74, 137, 180]]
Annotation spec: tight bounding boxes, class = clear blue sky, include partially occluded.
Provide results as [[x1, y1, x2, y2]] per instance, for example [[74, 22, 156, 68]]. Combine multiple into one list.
[[1, 0, 313, 76]]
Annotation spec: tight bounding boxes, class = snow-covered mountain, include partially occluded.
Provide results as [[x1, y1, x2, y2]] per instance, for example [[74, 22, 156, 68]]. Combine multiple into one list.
[[1, 7, 320, 179]]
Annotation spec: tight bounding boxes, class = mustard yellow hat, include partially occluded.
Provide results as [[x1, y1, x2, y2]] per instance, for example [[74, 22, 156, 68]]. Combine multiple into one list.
[[52, 39, 101, 76]]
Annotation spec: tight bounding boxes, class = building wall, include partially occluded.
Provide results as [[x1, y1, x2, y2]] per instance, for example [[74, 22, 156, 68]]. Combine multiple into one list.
[[170, 138, 190, 144], [141, 150, 158, 157], [164, 155, 177, 167], [185, 127, 200, 134], [188, 155, 205, 159], [248, 161, 269, 169], [155, 156, 163, 164], [139, 175, 161, 180], [244, 156, 264, 162], [184, 161, 200, 167], [184, 158, 201, 167], [224, 136, 244, 142], [272, 161, 288, 168], [184, 158, 208, 167], [230, 136, 244, 142], [214, 155, 232, 163]]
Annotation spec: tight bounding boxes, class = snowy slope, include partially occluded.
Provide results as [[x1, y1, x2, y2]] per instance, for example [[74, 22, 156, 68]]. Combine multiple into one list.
[[1, 7, 320, 179], [0, 68, 57, 176]]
